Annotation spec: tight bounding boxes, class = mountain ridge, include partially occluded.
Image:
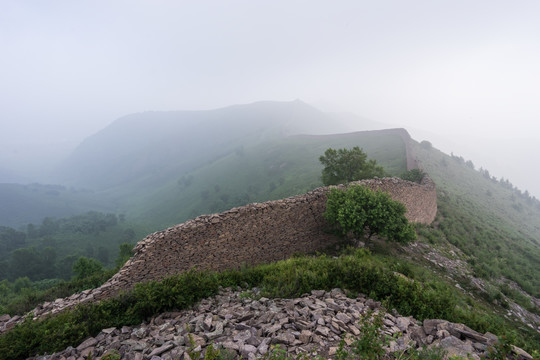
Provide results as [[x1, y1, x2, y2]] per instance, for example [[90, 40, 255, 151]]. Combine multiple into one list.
[[53, 100, 354, 189]]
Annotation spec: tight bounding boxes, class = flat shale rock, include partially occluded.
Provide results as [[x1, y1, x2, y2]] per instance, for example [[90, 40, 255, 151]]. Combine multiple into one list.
[[26, 288, 531, 360]]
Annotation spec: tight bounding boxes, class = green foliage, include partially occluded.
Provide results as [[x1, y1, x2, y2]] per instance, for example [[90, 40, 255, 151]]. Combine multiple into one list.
[[0, 269, 115, 316], [186, 333, 202, 359], [101, 350, 121, 360], [413, 140, 540, 302], [324, 185, 416, 244], [115, 242, 134, 267], [319, 147, 386, 186], [400, 168, 426, 183], [350, 311, 386, 360], [262, 345, 317, 360], [487, 335, 514, 360], [127, 270, 221, 319], [12, 277, 32, 293], [72, 257, 104, 280], [407, 346, 447, 360], [8, 246, 57, 281], [0, 212, 148, 286], [0, 227, 26, 256]]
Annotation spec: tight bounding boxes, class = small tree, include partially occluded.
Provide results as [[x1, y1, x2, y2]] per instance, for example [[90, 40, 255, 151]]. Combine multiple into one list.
[[72, 256, 104, 280], [400, 168, 426, 183], [324, 185, 416, 244], [115, 242, 134, 268], [319, 147, 385, 186]]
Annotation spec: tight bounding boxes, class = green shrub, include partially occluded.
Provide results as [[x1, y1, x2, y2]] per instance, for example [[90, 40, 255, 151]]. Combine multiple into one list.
[[324, 185, 416, 244], [400, 169, 426, 183], [319, 147, 386, 186], [350, 311, 386, 360]]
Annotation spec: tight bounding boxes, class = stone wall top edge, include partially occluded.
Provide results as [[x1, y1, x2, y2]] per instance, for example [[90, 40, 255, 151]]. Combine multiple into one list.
[[138, 176, 434, 244]]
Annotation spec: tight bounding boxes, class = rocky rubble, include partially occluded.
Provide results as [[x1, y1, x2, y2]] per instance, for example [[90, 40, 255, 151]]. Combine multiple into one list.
[[28, 288, 532, 360]]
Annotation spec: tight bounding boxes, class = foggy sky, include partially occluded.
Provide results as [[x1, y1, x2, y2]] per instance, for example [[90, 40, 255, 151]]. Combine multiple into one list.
[[1, 1, 539, 197]]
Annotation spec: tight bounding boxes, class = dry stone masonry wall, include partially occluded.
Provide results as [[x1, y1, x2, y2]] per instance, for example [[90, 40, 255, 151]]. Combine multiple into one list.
[[99, 177, 436, 300], [18, 176, 437, 321]]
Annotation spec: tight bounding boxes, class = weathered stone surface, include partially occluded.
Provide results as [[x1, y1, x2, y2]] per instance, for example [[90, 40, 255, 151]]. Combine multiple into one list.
[[76, 337, 97, 351], [396, 316, 411, 331], [423, 319, 447, 336], [512, 345, 533, 360], [299, 330, 312, 344], [149, 343, 174, 357], [408, 326, 427, 346], [433, 335, 479, 360]]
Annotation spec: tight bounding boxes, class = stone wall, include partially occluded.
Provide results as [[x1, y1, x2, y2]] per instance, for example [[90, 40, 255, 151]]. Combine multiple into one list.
[[19, 176, 436, 320], [98, 176, 437, 299]]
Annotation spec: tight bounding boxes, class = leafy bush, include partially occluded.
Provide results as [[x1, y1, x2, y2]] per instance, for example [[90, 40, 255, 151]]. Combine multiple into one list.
[[400, 169, 426, 183], [319, 147, 385, 186], [72, 257, 104, 280], [324, 185, 416, 244]]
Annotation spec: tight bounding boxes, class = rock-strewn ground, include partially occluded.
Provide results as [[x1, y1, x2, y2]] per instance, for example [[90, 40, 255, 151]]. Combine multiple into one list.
[[26, 288, 533, 360]]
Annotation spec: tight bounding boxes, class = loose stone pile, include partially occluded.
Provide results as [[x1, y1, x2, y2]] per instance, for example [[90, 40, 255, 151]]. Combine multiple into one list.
[[28, 288, 533, 360]]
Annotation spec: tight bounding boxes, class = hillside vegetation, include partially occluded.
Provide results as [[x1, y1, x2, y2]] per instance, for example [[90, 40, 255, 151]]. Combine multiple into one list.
[[414, 140, 540, 299], [54, 100, 354, 190], [126, 131, 407, 229]]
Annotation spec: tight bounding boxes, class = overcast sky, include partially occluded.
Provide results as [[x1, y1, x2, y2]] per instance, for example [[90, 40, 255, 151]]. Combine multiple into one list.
[[1, 1, 539, 196]]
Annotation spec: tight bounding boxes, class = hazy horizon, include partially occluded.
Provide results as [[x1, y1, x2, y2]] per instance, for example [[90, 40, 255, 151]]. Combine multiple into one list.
[[2, 1, 539, 197]]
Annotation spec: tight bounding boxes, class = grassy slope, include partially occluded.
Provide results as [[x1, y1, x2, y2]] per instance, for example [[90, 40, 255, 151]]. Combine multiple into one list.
[[414, 142, 540, 242], [123, 131, 407, 229], [412, 141, 540, 319], [415, 139, 540, 297]]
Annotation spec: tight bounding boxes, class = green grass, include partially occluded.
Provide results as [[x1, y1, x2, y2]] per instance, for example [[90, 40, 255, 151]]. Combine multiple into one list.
[[413, 141, 540, 304]]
